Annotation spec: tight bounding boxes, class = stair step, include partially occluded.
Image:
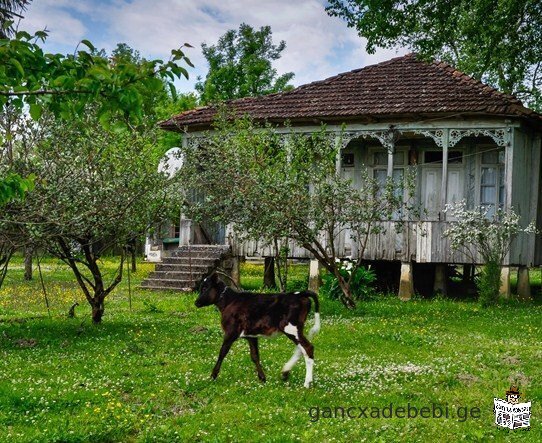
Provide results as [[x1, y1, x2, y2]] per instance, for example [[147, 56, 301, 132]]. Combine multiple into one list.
[[148, 271, 206, 279], [138, 285, 193, 292], [141, 278, 198, 288], [161, 256, 218, 264], [155, 263, 211, 272], [140, 245, 231, 292]]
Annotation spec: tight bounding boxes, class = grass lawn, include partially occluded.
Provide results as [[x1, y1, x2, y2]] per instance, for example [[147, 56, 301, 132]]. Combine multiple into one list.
[[0, 256, 540, 442]]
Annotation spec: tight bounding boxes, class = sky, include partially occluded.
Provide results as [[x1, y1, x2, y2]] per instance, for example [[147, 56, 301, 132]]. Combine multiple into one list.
[[19, 0, 407, 93]]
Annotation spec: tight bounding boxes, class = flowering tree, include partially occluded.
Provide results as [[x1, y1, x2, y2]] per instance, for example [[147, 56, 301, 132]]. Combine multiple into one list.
[[179, 115, 414, 307], [444, 201, 536, 305], [16, 116, 179, 323]]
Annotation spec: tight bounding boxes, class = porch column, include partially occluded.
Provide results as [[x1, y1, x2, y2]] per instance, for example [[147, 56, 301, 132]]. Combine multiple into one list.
[[308, 259, 322, 292], [179, 135, 193, 247], [335, 134, 342, 174], [517, 266, 531, 300], [179, 215, 193, 246], [398, 261, 414, 300], [387, 141, 395, 177], [500, 266, 511, 298], [440, 129, 450, 220]]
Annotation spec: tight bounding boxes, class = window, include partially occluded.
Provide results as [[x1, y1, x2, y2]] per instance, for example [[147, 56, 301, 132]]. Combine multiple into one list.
[[479, 149, 505, 218], [371, 149, 405, 203]]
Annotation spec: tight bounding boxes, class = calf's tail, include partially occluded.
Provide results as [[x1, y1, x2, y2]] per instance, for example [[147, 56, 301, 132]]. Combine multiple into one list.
[[306, 290, 320, 339]]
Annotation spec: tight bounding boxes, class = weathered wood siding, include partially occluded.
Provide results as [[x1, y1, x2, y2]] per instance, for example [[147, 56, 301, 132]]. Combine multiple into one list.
[[509, 126, 540, 266], [231, 221, 499, 264]]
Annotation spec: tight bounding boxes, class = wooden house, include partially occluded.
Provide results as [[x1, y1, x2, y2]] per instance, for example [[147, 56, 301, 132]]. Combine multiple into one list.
[[154, 54, 542, 298]]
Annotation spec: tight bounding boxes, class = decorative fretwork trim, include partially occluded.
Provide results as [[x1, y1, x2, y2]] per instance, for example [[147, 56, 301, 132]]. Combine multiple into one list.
[[448, 128, 508, 147], [413, 130, 445, 147]]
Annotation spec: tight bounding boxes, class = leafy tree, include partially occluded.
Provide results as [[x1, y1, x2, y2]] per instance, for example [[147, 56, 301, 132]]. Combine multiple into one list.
[[19, 115, 178, 323], [195, 23, 294, 104], [0, 28, 193, 305], [0, 0, 30, 38], [0, 29, 192, 129], [326, 0, 542, 110], [179, 115, 413, 307]]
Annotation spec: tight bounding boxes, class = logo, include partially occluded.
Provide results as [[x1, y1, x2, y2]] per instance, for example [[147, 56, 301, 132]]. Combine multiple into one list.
[[494, 386, 531, 430]]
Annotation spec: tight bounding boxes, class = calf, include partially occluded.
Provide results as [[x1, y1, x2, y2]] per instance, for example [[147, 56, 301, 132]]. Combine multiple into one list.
[[195, 273, 321, 388]]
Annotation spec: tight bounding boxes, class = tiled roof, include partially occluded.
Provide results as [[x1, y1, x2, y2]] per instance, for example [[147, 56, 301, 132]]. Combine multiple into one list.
[[162, 54, 541, 131]]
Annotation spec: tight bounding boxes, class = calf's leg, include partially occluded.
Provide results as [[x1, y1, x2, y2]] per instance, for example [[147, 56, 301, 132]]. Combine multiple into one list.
[[282, 329, 315, 387], [247, 338, 266, 382], [298, 333, 315, 388], [211, 334, 237, 380], [281, 345, 303, 381]]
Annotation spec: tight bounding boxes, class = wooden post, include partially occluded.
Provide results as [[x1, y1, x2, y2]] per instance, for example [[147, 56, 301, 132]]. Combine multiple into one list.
[[387, 142, 394, 177], [263, 257, 276, 289], [398, 261, 414, 300], [500, 265, 511, 298], [433, 264, 447, 296], [517, 266, 531, 300], [308, 259, 321, 292], [440, 129, 449, 220]]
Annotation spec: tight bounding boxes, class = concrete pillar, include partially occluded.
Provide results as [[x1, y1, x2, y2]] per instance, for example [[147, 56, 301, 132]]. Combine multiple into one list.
[[398, 261, 414, 301], [433, 264, 447, 296], [500, 266, 511, 298], [308, 259, 322, 292], [517, 266, 531, 301], [230, 256, 240, 288]]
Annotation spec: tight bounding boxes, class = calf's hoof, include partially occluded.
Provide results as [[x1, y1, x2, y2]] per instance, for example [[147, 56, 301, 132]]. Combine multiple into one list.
[[258, 375, 267, 383], [211, 372, 218, 380], [303, 381, 313, 388], [281, 371, 290, 381]]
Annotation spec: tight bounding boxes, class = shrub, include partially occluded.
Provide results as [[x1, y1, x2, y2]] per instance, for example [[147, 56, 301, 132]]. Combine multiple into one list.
[[321, 261, 376, 301], [477, 260, 501, 307]]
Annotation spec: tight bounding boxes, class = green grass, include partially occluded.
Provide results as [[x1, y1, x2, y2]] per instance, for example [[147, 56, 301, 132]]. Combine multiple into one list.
[[0, 257, 540, 442]]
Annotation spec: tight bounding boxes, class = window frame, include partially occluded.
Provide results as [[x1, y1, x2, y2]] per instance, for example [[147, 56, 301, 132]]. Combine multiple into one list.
[[475, 145, 506, 217]]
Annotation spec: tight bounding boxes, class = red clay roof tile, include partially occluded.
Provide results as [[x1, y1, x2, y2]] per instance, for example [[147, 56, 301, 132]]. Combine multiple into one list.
[[162, 54, 541, 131]]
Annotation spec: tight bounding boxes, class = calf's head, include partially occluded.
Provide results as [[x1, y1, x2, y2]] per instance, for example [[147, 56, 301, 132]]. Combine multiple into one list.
[[195, 273, 225, 308]]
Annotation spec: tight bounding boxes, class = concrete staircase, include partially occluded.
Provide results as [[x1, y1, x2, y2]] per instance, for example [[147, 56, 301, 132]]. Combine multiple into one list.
[[140, 245, 231, 291]]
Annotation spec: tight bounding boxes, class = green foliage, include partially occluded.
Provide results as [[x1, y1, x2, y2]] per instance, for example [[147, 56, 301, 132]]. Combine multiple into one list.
[[326, 0, 542, 111], [195, 23, 294, 104], [0, 1, 30, 38], [0, 29, 193, 126], [321, 261, 376, 301], [477, 260, 501, 307], [0, 172, 32, 206]]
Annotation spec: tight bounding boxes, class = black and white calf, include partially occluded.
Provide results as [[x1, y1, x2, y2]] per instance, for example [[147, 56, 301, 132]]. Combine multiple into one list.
[[195, 273, 321, 388]]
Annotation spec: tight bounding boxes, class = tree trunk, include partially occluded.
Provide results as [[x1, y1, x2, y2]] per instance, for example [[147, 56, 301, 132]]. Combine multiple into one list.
[[91, 298, 105, 323], [24, 245, 33, 281], [126, 238, 137, 273], [131, 247, 137, 273], [263, 257, 276, 289], [336, 272, 356, 308]]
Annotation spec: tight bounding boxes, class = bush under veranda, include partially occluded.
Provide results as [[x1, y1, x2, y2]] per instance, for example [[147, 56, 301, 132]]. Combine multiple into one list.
[[0, 256, 540, 442]]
